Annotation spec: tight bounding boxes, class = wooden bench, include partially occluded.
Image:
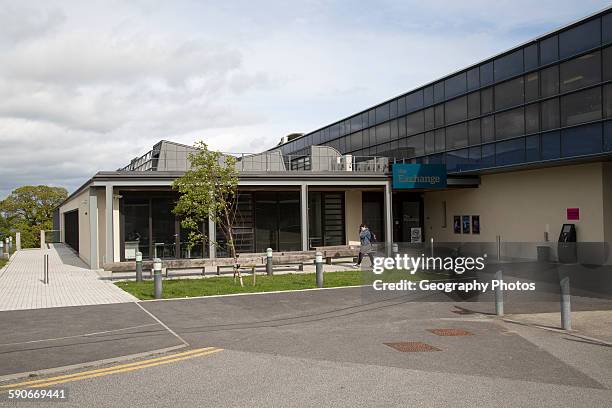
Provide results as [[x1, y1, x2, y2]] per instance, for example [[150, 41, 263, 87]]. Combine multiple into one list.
[[313, 245, 360, 264]]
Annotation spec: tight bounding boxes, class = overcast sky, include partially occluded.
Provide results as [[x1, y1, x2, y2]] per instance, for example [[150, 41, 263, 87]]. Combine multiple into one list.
[[0, 0, 609, 198]]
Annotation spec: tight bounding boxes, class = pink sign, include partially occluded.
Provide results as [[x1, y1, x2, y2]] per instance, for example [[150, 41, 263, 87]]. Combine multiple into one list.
[[567, 208, 579, 221]]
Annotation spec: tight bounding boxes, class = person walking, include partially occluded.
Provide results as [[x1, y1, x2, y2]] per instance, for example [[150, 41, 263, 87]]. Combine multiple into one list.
[[354, 223, 375, 267]]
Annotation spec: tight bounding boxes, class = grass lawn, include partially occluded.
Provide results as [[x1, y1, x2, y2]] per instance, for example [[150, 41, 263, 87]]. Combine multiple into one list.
[[0, 258, 7, 269], [116, 269, 443, 300]]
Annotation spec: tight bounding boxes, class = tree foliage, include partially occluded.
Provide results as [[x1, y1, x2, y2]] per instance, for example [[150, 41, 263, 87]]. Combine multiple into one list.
[[172, 141, 243, 284], [0, 185, 68, 248]]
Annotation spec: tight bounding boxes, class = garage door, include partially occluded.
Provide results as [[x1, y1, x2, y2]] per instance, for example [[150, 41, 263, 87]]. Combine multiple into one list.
[[64, 210, 79, 252]]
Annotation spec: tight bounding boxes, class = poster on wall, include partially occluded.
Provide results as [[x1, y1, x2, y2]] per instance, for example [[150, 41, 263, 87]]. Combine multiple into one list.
[[472, 216, 480, 234], [462, 215, 470, 234], [453, 216, 461, 234]]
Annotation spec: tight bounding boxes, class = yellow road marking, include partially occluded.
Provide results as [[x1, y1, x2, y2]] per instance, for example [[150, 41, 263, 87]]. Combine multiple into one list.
[[1, 347, 222, 390]]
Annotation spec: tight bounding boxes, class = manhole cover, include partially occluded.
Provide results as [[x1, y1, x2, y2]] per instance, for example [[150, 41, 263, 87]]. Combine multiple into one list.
[[384, 342, 441, 352], [428, 328, 473, 336]]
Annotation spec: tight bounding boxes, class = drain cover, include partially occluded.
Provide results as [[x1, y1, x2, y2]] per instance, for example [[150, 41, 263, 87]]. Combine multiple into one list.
[[384, 342, 441, 352], [428, 328, 473, 336]]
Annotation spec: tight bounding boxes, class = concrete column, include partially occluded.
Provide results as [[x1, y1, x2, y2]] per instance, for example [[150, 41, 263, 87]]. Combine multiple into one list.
[[208, 217, 216, 259], [40, 230, 45, 249], [384, 181, 393, 256], [105, 184, 114, 266], [300, 183, 308, 251], [89, 187, 99, 269]]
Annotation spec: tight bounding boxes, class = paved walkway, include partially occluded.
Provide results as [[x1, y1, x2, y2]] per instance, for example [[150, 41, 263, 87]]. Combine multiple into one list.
[[0, 244, 136, 311]]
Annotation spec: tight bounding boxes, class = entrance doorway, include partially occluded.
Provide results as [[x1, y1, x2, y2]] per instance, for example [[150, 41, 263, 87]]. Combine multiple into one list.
[[392, 192, 423, 243]]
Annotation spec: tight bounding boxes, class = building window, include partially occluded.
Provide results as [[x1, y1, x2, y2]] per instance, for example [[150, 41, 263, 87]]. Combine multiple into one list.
[[435, 104, 445, 127], [480, 62, 494, 86], [559, 18, 601, 59], [434, 129, 445, 152], [406, 134, 425, 157], [541, 98, 560, 130], [468, 91, 480, 119], [424, 86, 434, 106], [526, 135, 540, 161], [525, 72, 539, 102], [468, 146, 481, 169], [524, 43, 539, 71], [494, 49, 524, 81], [560, 87, 602, 127], [446, 122, 468, 149], [406, 90, 424, 112], [481, 87, 493, 114], [424, 107, 435, 130], [604, 47, 612, 81], [425, 131, 435, 154], [525, 103, 540, 134], [481, 143, 495, 167], [495, 77, 524, 110], [434, 82, 445, 103], [541, 131, 561, 160], [560, 52, 601, 93], [375, 122, 391, 144], [540, 35, 559, 65], [398, 116, 407, 139], [467, 67, 480, 91], [605, 121, 612, 151], [604, 13, 612, 45], [495, 138, 525, 166], [540, 65, 559, 97], [446, 149, 469, 172], [445, 96, 467, 124], [561, 122, 602, 157], [481, 115, 495, 143], [495, 107, 525, 140], [468, 119, 481, 145], [406, 111, 424, 136], [375, 104, 390, 124], [605, 84, 612, 118], [445, 72, 467, 99]]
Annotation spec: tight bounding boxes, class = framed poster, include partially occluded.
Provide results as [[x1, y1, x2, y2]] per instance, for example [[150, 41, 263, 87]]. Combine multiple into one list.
[[453, 216, 461, 234], [462, 215, 470, 234], [472, 215, 480, 234]]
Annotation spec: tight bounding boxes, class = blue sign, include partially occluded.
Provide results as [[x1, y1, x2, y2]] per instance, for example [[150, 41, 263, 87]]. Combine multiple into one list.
[[392, 164, 447, 189]]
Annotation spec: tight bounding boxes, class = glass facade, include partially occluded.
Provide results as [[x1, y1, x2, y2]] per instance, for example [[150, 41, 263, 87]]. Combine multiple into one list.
[[278, 10, 612, 173]]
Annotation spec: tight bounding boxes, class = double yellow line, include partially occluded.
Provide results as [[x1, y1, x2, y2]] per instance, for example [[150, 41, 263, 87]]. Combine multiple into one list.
[[0, 347, 223, 391]]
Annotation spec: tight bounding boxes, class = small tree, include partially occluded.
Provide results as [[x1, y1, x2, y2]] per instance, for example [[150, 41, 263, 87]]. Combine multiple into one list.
[[172, 141, 244, 285]]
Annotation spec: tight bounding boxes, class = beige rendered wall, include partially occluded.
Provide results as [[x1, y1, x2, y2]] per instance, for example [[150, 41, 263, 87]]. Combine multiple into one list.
[[59, 189, 91, 266], [424, 162, 606, 243], [345, 190, 363, 244], [603, 162, 612, 243]]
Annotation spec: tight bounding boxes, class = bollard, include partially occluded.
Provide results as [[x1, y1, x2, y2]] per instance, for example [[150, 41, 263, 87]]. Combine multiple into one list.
[[560, 272, 571, 330], [392, 243, 399, 255], [0, 241, 4, 260], [315, 251, 323, 288], [135, 252, 143, 282], [15, 232, 21, 251], [266, 248, 273, 276], [153, 258, 163, 299], [494, 270, 503, 316], [430, 237, 434, 258]]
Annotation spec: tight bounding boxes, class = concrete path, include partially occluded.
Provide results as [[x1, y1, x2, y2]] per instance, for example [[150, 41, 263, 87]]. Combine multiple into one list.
[[0, 245, 136, 311]]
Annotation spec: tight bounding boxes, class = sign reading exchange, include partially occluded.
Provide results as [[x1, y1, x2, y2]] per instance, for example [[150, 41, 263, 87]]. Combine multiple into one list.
[[392, 164, 447, 189]]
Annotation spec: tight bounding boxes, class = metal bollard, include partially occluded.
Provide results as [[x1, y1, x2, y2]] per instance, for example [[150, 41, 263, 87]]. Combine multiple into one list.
[[430, 237, 434, 258], [266, 248, 273, 276], [315, 252, 323, 288], [135, 252, 143, 282], [494, 270, 503, 316], [560, 272, 571, 330], [153, 258, 163, 299]]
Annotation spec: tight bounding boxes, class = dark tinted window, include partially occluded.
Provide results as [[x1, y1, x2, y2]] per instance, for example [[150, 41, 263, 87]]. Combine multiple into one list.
[[362, 112, 370, 129], [445, 96, 467, 124], [349, 131, 362, 151], [390, 119, 399, 141], [541, 65, 559, 97], [525, 103, 540, 134], [526, 135, 540, 161], [540, 35, 559, 65], [424, 107, 435, 130], [524, 44, 539, 71], [406, 91, 423, 112], [468, 119, 481, 145], [481, 87, 493, 114], [605, 121, 612, 151], [525, 72, 539, 102], [604, 13, 612, 44], [467, 67, 480, 90], [495, 77, 524, 110], [406, 111, 424, 136], [496, 138, 525, 166], [424, 86, 434, 106], [481, 143, 495, 167], [604, 47, 612, 81], [446, 149, 469, 172], [375, 122, 391, 143], [560, 52, 601, 92], [495, 107, 525, 140], [425, 131, 435, 154], [561, 122, 602, 157], [468, 92, 480, 119], [481, 115, 495, 142], [468, 146, 481, 169], [494, 49, 524, 81], [541, 98, 560, 130], [434, 82, 445, 103], [434, 129, 445, 152], [435, 104, 444, 127], [445, 73, 467, 98], [446, 122, 468, 149], [560, 87, 601, 127], [368, 110, 375, 127], [397, 96, 407, 117], [389, 101, 398, 119], [559, 18, 601, 59], [605, 84, 612, 118], [398, 116, 407, 138], [350, 116, 362, 133], [480, 62, 494, 86], [406, 134, 425, 157], [330, 124, 340, 139], [542, 131, 560, 160], [376, 104, 390, 123]]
